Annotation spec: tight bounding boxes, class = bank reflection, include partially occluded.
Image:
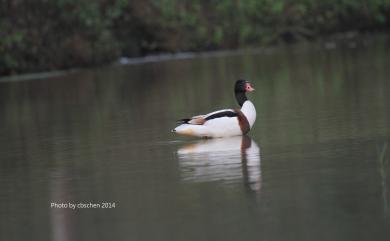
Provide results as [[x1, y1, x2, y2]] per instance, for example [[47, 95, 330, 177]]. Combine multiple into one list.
[[177, 136, 261, 192]]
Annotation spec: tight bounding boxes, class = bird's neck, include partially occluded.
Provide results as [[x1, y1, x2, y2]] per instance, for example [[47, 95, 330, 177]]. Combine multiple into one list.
[[235, 91, 247, 107]]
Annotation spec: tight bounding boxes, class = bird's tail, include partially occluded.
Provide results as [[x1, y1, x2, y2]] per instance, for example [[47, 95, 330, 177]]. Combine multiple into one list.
[[176, 118, 191, 124]]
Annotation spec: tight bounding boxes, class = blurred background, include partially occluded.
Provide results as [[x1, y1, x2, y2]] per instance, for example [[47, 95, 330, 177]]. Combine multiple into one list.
[[1, 0, 390, 76], [1, 1, 390, 241]]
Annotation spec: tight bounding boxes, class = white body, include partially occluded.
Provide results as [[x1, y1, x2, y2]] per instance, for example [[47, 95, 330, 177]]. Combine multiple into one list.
[[174, 100, 256, 138]]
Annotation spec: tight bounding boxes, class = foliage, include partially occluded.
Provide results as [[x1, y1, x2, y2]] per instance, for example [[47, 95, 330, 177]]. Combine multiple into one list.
[[1, 0, 390, 75]]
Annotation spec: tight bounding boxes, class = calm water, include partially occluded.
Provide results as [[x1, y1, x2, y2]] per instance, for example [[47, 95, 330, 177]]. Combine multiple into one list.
[[1, 36, 390, 241]]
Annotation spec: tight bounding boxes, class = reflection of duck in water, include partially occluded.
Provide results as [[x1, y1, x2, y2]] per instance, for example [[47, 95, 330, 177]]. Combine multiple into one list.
[[173, 80, 256, 138], [177, 136, 261, 192]]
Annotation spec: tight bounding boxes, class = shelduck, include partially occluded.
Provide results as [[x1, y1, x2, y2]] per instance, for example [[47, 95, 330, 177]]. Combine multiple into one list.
[[172, 80, 256, 138]]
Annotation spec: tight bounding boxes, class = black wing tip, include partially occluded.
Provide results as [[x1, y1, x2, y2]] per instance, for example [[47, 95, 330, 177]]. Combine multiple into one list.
[[177, 118, 190, 124]]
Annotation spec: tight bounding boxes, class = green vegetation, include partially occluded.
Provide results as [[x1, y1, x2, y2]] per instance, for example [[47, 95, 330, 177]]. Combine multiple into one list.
[[1, 0, 390, 75]]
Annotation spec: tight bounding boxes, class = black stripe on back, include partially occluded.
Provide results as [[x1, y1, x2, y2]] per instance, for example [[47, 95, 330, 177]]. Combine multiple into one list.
[[205, 111, 238, 121]]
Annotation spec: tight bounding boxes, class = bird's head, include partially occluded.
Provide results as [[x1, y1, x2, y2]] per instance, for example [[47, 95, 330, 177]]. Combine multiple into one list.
[[235, 80, 255, 93]]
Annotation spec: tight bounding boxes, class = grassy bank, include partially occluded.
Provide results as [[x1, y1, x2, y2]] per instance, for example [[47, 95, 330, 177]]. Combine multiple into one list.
[[1, 0, 390, 76]]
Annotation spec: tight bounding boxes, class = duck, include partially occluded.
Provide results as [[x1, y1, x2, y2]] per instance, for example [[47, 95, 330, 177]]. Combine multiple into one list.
[[172, 79, 256, 138]]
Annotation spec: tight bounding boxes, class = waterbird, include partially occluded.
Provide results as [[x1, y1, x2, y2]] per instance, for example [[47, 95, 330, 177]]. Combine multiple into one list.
[[172, 80, 256, 138]]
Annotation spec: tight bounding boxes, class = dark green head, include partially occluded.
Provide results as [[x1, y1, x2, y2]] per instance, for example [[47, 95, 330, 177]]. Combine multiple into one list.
[[234, 80, 255, 106]]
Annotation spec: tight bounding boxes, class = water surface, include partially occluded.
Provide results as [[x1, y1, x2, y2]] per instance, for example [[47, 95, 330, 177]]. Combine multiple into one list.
[[1, 36, 390, 241]]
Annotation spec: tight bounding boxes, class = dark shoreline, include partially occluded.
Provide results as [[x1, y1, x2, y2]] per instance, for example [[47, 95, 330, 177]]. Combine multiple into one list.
[[0, 31, 388, 82], [2, 1, 389, 76]]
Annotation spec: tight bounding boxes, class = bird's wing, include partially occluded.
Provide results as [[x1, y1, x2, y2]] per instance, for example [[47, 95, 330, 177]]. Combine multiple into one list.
[[177, 109, 238, 125], [204, 109, 237, 120]]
